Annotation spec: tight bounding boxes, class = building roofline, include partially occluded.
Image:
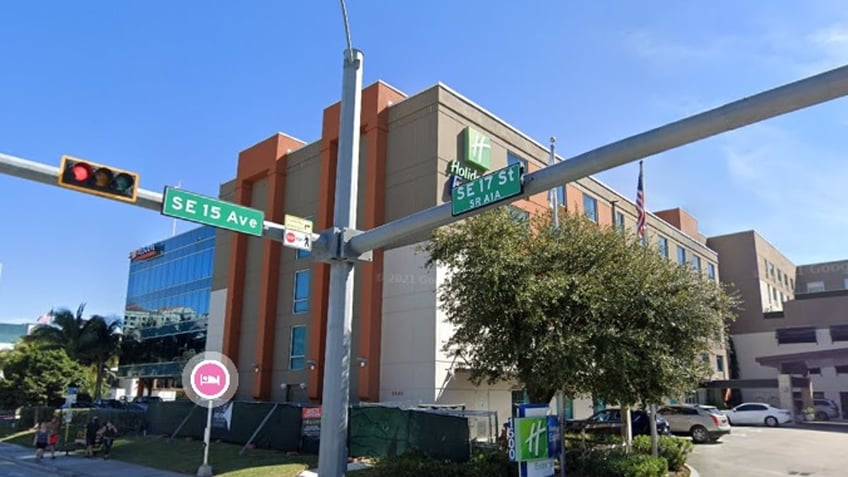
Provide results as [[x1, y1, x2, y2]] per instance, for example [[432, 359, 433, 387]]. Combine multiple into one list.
[[707, 229, 795, 266]]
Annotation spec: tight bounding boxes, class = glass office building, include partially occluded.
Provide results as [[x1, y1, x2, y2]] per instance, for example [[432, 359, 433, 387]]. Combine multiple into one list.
[[118, 226, 216, 394]]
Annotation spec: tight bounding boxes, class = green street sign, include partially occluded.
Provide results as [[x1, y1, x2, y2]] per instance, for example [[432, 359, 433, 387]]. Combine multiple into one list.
[[161, 187, 265, 237], [450, 163, 523, 216]]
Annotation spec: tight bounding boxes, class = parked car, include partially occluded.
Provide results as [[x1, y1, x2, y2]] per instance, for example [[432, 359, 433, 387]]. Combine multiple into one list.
[[720, 402, 792, 427], [130, 395, 162, 411], [565, 408, 671, 437], [794, 398, 840, 421], [93, 399, 126, 409], [657, 404, 731, 443]]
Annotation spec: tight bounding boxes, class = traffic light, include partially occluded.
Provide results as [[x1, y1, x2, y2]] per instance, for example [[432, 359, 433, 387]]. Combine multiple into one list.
[[57, 155, 139, 203]]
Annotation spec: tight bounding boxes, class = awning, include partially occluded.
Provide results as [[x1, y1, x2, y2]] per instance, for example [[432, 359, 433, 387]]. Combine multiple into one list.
[[755, 347, 848, 372]]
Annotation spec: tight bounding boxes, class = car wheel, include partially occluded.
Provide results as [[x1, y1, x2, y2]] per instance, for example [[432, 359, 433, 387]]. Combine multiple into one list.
[[816, 412, 829, 421], [764, 416, 778, 427], [690, 425, 710, 444]]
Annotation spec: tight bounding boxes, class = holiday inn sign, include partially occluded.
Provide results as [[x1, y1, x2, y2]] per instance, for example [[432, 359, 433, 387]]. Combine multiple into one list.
[[447, 126, 492, 188]]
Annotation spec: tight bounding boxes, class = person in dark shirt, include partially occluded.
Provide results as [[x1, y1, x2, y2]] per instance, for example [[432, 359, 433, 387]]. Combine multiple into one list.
[[100, 420, 118, 459], [85, 416, 99, 457]]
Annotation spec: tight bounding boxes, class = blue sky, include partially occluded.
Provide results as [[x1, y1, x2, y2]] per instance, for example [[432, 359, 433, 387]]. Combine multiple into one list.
[[1, 1, 847, 323]]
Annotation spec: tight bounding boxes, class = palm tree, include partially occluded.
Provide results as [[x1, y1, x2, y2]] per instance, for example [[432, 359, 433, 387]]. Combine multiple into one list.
[[25, 304, 91, 361], [24, 304, 123, 400], [82, 316, 123, 401]]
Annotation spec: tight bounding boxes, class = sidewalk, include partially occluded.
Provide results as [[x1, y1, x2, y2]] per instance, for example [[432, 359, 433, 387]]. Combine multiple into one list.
[[0, 442, 188, 476]]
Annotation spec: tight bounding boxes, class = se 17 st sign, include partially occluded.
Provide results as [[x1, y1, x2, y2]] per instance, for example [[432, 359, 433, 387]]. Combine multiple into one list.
[[451, 163, 524, 216], [161, 187, 265, 237]]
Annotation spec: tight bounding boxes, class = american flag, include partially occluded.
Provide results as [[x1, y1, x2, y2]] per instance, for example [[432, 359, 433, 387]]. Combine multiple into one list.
[[636, 161, 646, 240]]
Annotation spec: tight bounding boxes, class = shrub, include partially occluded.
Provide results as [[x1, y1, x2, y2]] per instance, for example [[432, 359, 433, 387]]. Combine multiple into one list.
[[370, 447, 513, 477], [567, 449, 668, 477], [632, 434, 693, 471]]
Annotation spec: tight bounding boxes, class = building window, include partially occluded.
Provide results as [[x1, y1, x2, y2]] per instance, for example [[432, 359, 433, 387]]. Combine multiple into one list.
[[776, 327, 817, 344], [777, 269, 782, 283], [657, 236, 669, 258], [293, 270, 311, 314], [289, 326, 306, 370], [677, 246, 686, 265], [692, 255, 701, 274], [716, 355, 725, 373], [701, 354, 709, 363], [830, 324, 848, 342], [806, 281, 825, 293], [790, 278, 795, 290], [507, 151, 527, 171], [772, 287, 778, 302], [836, 365, 848, 375], [614, 211, 625, 232], [763, 259, 769, 277], [844, 278, 848, 290], [583, 195, 598, 223], [707, 263, 716, 281], [808, 368, 821, 375]]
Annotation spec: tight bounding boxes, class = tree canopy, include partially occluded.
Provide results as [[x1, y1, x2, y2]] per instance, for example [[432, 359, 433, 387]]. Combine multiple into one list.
[[423, 207, 738, 405], [0, 342, 90, 408], [23, 304, 123, 400]]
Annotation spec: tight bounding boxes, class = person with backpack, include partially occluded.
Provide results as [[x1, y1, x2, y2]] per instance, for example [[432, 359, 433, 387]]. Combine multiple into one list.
[[32, 422, 48, 461]]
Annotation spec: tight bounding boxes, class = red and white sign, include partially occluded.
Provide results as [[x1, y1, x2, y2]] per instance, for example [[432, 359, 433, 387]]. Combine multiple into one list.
[[190, 359, 231, 401], [283, 229, 311, 252]]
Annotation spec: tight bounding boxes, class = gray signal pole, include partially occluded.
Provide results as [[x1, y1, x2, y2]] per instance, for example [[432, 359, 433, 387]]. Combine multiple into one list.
[[317, 46, 363, 476]]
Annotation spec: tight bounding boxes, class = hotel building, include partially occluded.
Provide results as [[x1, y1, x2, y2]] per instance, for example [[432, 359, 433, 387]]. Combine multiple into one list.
[[204, 81, 726, 423]]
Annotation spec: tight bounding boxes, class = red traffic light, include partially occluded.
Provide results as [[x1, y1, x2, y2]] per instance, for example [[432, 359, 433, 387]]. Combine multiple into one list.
[[71, 163, 93, 182], [58, 155, 139, 204]]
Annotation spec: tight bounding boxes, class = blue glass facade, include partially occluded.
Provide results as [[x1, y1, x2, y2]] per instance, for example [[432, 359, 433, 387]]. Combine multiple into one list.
[[118, 226, 216, 380]]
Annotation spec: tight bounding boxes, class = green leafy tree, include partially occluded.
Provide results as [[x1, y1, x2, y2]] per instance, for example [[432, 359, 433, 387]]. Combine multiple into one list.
[[25, 304, 91, 362], [82, 316, 123, 400], [24, 304, 123, 400], [424, 207, 737, 405], [0, 341, 89, 408]]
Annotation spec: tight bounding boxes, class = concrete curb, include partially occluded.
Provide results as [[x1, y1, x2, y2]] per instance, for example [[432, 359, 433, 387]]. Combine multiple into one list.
[[685, 463, 700, 477]]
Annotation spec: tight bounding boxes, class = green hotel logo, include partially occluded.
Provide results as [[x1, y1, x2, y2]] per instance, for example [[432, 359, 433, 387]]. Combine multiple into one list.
[[464, 126, 492, 170], [514, 417, 549, 461]]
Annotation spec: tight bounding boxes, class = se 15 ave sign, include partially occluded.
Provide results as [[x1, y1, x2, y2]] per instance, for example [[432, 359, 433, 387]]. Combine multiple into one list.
[[451, 163, 524, 216], [161, 187, 265, 237]]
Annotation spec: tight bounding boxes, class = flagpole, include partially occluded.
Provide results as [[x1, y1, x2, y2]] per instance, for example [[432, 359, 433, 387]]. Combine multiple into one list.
[[548, 137, 567, 476], [549, 137, 559, 227]]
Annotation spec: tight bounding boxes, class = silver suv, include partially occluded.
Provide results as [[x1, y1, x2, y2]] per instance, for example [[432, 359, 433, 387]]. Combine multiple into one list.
[[657, 404, 731, 443], [794, 398, 840, 420]]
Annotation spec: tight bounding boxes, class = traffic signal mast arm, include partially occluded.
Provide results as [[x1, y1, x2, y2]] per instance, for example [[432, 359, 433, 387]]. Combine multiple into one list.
[[348, 63, 848, 255], [0, 152, 320, 247]]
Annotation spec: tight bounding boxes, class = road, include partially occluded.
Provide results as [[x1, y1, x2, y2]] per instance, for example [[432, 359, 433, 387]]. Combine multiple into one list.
[[0, 458, 64, 477], [688, 422, 848, 477]]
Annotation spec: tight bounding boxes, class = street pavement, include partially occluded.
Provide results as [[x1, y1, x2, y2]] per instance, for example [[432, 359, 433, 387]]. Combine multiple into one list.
[[0, 442, 188, 477], [687, 421, 848, 477]]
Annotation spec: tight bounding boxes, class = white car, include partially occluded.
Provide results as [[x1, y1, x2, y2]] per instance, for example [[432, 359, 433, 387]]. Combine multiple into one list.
[[721, 402, 792, 427]]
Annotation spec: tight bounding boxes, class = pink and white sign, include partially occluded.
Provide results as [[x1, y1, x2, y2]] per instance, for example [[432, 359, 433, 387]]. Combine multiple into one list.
[[189, 359, 231, 401]]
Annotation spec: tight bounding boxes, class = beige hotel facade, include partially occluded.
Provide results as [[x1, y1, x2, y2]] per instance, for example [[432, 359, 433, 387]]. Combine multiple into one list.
[[203, 80, 727, 424]]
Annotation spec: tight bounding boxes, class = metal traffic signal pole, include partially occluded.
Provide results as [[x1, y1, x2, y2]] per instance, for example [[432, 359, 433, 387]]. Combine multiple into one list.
[[316, 47, 364, 477]]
